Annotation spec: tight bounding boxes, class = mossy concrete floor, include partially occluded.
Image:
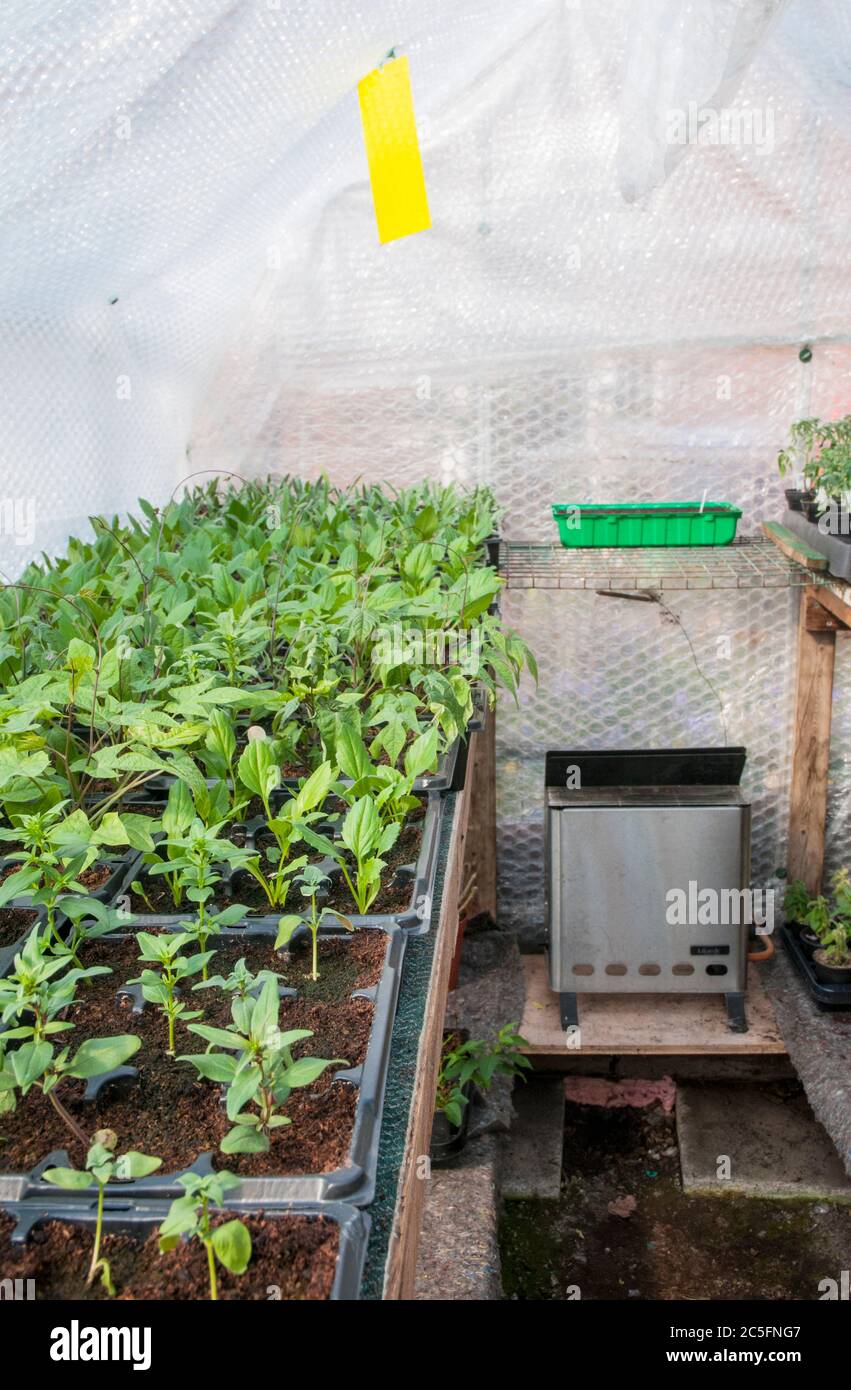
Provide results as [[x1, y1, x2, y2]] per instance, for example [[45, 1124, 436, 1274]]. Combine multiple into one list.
[[500, 1101, 851, 1301]]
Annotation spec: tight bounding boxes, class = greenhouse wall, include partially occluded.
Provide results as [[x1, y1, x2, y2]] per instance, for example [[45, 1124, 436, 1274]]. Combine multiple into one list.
[[2, 0, 850, 940]]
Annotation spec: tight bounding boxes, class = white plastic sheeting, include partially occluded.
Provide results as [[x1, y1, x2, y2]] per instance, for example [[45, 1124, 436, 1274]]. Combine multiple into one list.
[[1, 0, 849, 929]]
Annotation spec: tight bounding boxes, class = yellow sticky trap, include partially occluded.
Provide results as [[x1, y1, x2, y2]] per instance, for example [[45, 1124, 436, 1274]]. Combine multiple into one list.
[[358, 56, 430, 245]]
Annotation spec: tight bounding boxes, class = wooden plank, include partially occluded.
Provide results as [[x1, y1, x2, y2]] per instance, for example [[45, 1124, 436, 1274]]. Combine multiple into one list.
[[382, 763, 474, 1300], [803, 589, 845, 632], [808, 582, 851, 631], [761, 519, 827, 570], [462, 705, 497, 919], [519, 955, 786, 1056], [788, 590, 836, 892]]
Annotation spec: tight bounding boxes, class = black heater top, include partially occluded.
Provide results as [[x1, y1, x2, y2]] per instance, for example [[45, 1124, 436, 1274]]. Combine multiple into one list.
[[544, 747, 747, 789]]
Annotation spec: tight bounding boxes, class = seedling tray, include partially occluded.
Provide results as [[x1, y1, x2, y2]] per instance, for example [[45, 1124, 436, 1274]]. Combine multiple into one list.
[[0, 1198, 369, 1300], [552, 501, 742, 548], [780, 508, 851, 580], [0, 920, 406, 1208], [106, 793, 445, 935], [0, 903, 46, 977], [781, 924, 851, 1010]]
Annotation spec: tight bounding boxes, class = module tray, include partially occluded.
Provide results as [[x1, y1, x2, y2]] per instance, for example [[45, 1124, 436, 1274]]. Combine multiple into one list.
[[781, 924, 851, 1011], [105, 792, 444, 934], [0, 920, 406, 1208], [0, 1198, 369, 1300]]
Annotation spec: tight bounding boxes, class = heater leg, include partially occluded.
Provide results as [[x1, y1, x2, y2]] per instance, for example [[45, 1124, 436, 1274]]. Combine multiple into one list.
[[724, 992, 748, 1033], [559, 992, 579, 1031]]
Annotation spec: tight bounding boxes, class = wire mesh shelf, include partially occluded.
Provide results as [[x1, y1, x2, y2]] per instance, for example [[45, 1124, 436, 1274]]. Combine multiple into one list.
[[499, 537, 812, 591]]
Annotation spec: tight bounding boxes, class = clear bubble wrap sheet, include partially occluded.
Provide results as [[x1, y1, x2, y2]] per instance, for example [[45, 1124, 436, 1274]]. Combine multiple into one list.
[[1, 1, 850, 933]]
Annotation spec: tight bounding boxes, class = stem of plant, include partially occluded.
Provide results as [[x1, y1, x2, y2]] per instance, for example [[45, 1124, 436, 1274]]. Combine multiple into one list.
[[87, 1182, 106, 1288], [204, 1239, 218, 1300], [48, 1087, 91, 1148]]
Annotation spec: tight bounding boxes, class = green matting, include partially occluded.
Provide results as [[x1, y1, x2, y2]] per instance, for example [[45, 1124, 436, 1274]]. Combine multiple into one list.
[[360, 791, 457, 1299]]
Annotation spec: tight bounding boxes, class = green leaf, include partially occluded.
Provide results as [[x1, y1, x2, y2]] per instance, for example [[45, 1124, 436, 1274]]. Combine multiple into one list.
[[67, 1034, 141, 1079], [336, 719, 370, 783], [162, 779, 194, 838], [274, 914, 302, 949], [113, 1151, 163, 1181], [220, 1125, 269, 1155], [225, 1066, 262, 1121], [42, 1167, 93, 1190], [237, 739, 279, 806], [341, 795, 380, 862], [186, 1023, 245, 1050], [10, 1041, 53, 1088], [211, 1219, 252, 1275], [404, 724, 439, 780], [295, 759, 334, 815], [285, 1055, 346, 1089], [180, 1052, 238, 1083]]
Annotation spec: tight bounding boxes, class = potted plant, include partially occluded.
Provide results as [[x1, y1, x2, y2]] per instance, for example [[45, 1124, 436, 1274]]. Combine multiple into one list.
[[430, 1023, 531, 1166], [778, 414, 851, 527], [783, 878, 821, 958], [777, 417, 822, 512], [811, 869, 851, 985]]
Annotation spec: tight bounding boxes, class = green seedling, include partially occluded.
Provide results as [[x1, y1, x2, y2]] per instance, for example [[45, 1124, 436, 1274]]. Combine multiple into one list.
[[329, 795, 400, 915], [181, 974, 345, 1154], [0, 925, 111, 1045], [43, 1128, 161, 1294], [193, 958, 283, 1001], [127, 931, 213, 1055], [158, 1171, 250, 1301], [275, 863, 353, 982]]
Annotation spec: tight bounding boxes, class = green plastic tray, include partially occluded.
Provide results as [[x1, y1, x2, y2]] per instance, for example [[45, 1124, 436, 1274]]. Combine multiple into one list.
[[552, 501, 742, 548]]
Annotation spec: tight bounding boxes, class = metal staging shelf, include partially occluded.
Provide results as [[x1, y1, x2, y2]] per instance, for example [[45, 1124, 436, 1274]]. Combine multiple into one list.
[[499, 537, 813, 591]]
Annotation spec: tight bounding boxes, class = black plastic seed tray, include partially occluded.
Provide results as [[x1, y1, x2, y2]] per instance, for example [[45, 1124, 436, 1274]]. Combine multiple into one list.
[[107, 792, 445, 935], [0, 918, 406, 1208], [781, 924, 851, 1010], [0, 902, 48, 976], [0, 1197, 369, 1300], [0, 853, 128, 910]]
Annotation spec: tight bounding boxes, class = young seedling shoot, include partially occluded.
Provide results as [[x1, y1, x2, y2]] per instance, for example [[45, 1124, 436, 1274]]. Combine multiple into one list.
[[193, 957, 283, 1001], [275, 863, 353, 982], [127, 931, 214, 1056], [334, 794, 400, 915], [181, 974, 345, 1154], [158, 1171, 251, 1301], [42, 1129, 162, 1295], [0, 925, 111, 1046]]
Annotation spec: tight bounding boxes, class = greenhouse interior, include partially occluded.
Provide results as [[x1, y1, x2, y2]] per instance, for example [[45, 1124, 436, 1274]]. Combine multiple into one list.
[[1, 0, 851, 1345]]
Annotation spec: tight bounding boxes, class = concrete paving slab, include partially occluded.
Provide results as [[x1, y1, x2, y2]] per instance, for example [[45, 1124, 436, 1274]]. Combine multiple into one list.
[[500, 1076, 565, 1199], [677, 1083, 851, 1202]]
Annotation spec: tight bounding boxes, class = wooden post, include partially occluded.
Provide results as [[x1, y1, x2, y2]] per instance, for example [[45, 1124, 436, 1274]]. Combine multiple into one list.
[[787, 589, 839, 891], [383, 766, 473, 1300]]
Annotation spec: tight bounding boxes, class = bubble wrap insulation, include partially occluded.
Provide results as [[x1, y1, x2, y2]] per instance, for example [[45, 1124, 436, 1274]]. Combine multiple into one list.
[[2, 0, 850, 929]]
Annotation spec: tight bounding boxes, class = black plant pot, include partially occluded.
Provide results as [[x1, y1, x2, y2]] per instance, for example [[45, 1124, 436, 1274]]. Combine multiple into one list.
[[801, 498, 823, 522], [784, 488, 805, 512], [429, 1102, 472, 1167], [790, 921, 821, 959], [813, 949, 851, 986]]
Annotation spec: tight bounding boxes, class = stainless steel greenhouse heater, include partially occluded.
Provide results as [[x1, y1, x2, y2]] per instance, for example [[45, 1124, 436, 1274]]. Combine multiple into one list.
[[545, 747, 751, 1034]]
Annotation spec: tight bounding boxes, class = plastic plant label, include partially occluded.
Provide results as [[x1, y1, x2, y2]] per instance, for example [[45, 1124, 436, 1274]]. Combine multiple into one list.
[[358, 55, 430, 245]]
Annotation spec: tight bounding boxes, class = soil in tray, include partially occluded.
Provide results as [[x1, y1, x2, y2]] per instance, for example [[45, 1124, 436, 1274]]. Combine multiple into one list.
[[0, 933, 383, 1175], [0, 906, 38, 949], [0, 1210, 339, 1300]]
